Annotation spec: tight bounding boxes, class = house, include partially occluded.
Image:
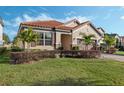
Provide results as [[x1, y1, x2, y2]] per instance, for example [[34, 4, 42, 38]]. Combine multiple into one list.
[[106, 33, 121, 48], [18, 19, 104, 50], [97, 27, 105, 44], [0, 17, 4, 45], [120, 36, 124, 47]]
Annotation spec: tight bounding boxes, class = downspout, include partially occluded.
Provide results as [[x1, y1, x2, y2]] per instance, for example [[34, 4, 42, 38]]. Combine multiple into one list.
[[71, 30, 73, 49], [53, 28, 56, 50]]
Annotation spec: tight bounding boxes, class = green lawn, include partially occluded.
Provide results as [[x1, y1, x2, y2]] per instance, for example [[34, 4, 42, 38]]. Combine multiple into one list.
[[1, 56, 124, 85], [114, 51, 124, 56]]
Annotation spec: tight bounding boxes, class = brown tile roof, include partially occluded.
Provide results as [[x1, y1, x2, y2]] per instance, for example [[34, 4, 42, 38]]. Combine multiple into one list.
[[21, 20, 63, 28], [21, 20, 74, 31], [55, 25, 73, 30], [20, 20, 102, 36]]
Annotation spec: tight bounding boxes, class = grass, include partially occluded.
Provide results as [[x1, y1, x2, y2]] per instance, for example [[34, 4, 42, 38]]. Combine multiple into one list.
[[0, 55, 10, 64], [1, 56, 124, 85], [114, 51, 124, 56]]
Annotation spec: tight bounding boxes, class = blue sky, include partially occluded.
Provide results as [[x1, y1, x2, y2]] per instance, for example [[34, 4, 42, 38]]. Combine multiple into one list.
[[1, 6, 124, 41]]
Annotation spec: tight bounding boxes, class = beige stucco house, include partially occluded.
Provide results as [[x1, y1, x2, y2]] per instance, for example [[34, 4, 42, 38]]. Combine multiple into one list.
[[120, 36, 124, 47], [18, 19, 105, 50]]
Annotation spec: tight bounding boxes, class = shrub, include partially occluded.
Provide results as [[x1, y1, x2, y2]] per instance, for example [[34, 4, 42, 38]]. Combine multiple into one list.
[[10, 50, 101, 64], [72, 46, 79, 50], [57, 47, 63, 50], [11, 46, 24, 52], [10, 51, 57, 64], [60, 50, 101, 58], [0, 47, 8, 55], [106, 47, 117, 54]]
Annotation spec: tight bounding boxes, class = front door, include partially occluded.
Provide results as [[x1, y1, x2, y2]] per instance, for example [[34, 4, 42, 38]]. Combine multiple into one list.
[[61, 34, 72, 50]]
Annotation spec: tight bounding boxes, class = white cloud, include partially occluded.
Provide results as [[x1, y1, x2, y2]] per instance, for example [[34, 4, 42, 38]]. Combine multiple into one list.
[[13, 17, 23, 27], [58, 16, 93, 23], [28, 9, 39, 14], [64, 11, 76, 16], [4, 13, 53, 28], [120, 16, 124, 19], [4, 28, 17, 38], [5, 13, 93, 28], [4, 13, 94, 40]]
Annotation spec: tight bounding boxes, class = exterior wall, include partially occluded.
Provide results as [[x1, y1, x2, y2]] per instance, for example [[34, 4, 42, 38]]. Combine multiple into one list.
[[115, 35, 121, 47], [97, 28, 105, 37], [72, 24, 102, 50], [30, 45, 54, 50], [0, 25, 3, 45], [120, 37, 124, 47]]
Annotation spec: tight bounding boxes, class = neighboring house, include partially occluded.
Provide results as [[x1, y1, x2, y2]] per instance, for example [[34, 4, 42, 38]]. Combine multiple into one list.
[[97, 27, 105, 44], [18, 19, 104, 50], [120, 36, 124, 47], [107, 33, 121, 47], [0, 17, 4, 45]]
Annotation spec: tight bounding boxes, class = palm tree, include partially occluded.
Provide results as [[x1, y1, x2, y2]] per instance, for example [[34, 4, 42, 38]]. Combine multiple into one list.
[[17, 27, 39, 50], [3, 33, 10, 45], [80, 33, 95, 50], [103, 34, 116, 50], [12, 36, 20, 46]]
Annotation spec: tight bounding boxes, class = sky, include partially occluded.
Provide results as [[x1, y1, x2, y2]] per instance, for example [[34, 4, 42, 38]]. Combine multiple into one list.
[[0, 6, 124, 41]]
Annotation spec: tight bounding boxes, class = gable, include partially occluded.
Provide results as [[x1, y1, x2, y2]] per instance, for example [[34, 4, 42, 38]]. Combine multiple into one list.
[[72, 24, 101, 40], [64, 19, 80, 27], [97, 28, 105, 37]]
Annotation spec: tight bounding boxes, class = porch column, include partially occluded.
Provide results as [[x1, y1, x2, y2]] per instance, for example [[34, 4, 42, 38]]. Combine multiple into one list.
[[55, 32, 61, 49]]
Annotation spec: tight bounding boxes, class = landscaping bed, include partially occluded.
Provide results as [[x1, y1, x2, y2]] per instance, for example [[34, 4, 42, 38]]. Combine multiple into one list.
[[10, 50, 101, 64]]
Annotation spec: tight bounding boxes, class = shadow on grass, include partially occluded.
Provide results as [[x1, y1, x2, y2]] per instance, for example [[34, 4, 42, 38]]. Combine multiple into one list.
[[32, 77, 108, 86]]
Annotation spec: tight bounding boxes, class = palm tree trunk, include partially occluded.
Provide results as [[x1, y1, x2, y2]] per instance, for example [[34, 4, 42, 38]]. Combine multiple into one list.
[[22, 41, 25, 50], [85, 45, 87, 50], [27, 43, 30, 51], [87, 45, 89, 50]]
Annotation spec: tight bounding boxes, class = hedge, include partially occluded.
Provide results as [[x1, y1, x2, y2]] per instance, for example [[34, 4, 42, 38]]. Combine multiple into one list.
[[0, 47, 9, 55], [10, 50, 101, 64]]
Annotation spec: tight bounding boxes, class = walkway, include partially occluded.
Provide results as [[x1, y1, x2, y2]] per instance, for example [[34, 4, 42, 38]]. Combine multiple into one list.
[[101, 54, 124, 62]]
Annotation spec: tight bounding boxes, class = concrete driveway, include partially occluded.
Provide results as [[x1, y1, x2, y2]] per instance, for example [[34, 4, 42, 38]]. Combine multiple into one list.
[[101, 54, 124, 62]]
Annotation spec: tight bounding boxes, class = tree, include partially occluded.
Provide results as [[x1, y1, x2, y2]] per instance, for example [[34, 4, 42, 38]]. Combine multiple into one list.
[[80, 33, 95, 50], [3, 33, 10, 45], [103, 34, 116, 50], [17, 27, 39, 50], [12, 36, 20, 46]]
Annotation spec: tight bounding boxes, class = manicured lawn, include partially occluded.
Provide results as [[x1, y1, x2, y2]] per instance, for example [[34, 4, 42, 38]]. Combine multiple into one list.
[[114, 51, 124, 56], [1, 57, 124, 85]]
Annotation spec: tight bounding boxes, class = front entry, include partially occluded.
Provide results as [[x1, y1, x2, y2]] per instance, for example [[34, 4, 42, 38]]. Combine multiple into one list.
[[61, 34, 72, 50]]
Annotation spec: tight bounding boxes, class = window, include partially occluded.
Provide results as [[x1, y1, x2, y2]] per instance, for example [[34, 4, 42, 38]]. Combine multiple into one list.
[[45, 32, 52, 45], [77, 39, 82, 45], [37, 32, 52, 46]]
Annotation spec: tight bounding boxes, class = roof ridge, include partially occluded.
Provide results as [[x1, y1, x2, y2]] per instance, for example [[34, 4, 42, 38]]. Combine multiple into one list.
[[21, 20, 63, 24]]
